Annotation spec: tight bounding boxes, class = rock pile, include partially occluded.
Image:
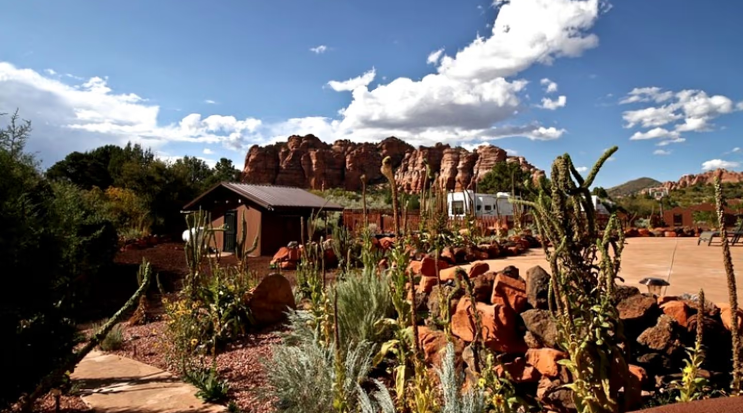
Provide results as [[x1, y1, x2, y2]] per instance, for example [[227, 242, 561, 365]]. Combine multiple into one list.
[[411, 263, 739, 412]]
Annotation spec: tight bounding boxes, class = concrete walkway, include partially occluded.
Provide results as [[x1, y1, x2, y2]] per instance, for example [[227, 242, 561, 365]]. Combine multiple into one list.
[[71, 351, 225, 413], [469, 238, 742, 304]]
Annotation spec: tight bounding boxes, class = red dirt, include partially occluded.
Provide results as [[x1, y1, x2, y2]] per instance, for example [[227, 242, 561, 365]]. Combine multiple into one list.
[[634, 396, 743, 413]]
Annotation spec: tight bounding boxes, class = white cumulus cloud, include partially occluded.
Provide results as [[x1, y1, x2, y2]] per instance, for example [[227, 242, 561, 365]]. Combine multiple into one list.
[[540, 95, 567, 110], [701, 159, 740, 171], [653, 149, 671, 155], [427, 48, 445, 65], [622, 87, 742, 145], [326, 68, 377, 92], [310, 45, 328, 54], [204, 99, 217, 104], [575, 166, 588, 172], [540, 78, 558, 93], [203, 148, 214, 155]]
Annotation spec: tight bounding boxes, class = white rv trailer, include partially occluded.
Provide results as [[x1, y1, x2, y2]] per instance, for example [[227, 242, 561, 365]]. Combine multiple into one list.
[[447, 190, 519, 218]]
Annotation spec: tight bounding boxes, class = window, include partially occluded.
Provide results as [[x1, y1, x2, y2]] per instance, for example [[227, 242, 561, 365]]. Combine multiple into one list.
[[484, 205, 492, 211], [673, 214, 683, 227], [452, 201, 464, 215], [476, 205, 482, 211]]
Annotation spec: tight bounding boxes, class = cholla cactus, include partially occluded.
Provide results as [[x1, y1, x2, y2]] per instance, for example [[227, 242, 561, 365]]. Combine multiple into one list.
[[380, 156, 400, 236], [516, 147, 627, 413], [714, 175, 741, 393]]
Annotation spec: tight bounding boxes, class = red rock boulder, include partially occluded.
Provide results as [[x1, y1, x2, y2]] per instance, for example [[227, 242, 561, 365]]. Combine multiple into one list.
[[525, 348, 567, 378], [451, 298, 526, 353], [249, 274, 296, 326], [491, 272, 528, 314]]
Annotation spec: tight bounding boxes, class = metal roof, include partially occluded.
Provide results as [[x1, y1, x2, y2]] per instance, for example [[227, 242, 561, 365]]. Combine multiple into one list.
[[183, 182, 345, 211]]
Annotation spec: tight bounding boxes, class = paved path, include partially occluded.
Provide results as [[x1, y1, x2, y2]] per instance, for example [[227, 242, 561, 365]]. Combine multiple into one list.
[[71, 351, 225, 413], [465, 238, 742, 304]]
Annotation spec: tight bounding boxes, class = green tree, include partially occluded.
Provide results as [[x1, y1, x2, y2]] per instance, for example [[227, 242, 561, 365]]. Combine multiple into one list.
[[591, 186, 609, 199], [210, 157, 241, 184], [46, 145, 123, 190], [0, 111, 118, 408], [477, 162, 530, 195]]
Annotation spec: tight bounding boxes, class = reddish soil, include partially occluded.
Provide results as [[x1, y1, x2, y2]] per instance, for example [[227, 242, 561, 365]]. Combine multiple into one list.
[[634, 396, 743, 412]]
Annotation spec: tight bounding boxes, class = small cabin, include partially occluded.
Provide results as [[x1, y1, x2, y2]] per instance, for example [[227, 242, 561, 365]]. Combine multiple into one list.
[[182, 183, 344, 256]]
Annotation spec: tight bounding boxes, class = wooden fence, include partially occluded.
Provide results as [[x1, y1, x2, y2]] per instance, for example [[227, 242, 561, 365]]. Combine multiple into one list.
[[342, 209, 529, 235]]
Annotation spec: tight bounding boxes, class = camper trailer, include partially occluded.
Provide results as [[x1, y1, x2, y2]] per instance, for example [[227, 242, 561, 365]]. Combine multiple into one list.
[[447, 191, 519, 218]]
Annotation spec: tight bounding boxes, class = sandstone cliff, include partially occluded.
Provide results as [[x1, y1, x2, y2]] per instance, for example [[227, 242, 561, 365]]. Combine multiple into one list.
[[241, 135, 542, 193], [661, 169, 743, 191]]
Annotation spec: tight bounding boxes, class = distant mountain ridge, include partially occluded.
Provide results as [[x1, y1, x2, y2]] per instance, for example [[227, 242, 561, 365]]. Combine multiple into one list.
[[608, 169, 743, 198], [607, 177, 662, 198]]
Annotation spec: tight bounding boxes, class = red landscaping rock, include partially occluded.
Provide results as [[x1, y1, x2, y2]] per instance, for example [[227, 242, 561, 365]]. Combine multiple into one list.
[[660, 300, 691, 328], [407, 260, 422, 275], [420, 256, 450, 278], [418, 326, 464, 367], [473, 272, 496, 302], [719, 304, 743, 331], [626, 364, 648, 409], [618, 294, 658, 322], [538, 377, 576, 412], [249, 274, 296, 326], [526, 266, 551, 310], [664, 231, 677, 238], [379, 237, 395, 250], [638, 228, 651, 237], [418, 276, 438, 294], [441, 247, 456, 264], [439, 266, 462, 282], [491, 272, 528, 314], [467, 261, 490, 278], [451, 298, 527, 353], [525, 348, 567, 378], [495, 357, 541, 383]]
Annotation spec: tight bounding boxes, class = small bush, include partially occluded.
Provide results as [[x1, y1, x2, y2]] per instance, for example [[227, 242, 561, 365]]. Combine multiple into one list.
[[184, 364, 230, 403], [264, 313, 375, 413], [333, 271, 395, 345], [99, 323, 124, 351]]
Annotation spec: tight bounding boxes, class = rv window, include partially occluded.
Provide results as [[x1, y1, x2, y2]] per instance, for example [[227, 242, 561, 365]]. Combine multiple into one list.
[[476, 205, 482, 211], [452, 201, 464, 215], [484, 205, 492, 211]]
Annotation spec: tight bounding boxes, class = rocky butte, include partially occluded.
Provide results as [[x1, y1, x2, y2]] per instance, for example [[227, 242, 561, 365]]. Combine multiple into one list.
[[241, 135, 543, 193], [661, 168, 743, 191]]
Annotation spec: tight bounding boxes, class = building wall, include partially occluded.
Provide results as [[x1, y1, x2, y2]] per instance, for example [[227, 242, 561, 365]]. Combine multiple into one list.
[[261, 212, 305, 256], [662, 203, 738, 229], [209, 202, 262, 256]]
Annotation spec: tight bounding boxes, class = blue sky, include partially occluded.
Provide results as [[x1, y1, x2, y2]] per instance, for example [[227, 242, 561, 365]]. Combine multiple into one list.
[[1, 0, 742, 188]]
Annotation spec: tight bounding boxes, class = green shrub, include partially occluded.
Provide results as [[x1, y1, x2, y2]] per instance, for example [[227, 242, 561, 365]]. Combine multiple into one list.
[[0, 111, 117, 408], [96, 323, 125, 351], [184, 364, 230, 403], [333, 271, 395, 345], [264, 312, 375, 413]]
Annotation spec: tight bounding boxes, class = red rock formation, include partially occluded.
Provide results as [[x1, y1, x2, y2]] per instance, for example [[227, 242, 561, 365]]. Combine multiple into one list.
[[661, 168, 743, 191], [241, 135, 542, 192]]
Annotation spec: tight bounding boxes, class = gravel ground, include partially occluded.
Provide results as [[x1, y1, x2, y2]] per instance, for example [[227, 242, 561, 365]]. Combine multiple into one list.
[[7, 393, 90, 413], [114, 320, 285, 413]]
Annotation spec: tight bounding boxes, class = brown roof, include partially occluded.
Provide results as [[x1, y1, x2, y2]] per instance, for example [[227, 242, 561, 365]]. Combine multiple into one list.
[[183, 182, 344, 212]]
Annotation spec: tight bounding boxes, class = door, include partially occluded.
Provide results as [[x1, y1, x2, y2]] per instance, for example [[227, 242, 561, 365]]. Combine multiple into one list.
[[223, 210, 237, 253]]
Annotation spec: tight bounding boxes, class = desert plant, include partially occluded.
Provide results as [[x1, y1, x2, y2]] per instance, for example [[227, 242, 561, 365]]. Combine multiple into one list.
[[438, 343, 487, 413], [263, 315, 374, 413], [517, 147, 627, 413], [380, 156, 400, 235], [673, 289, 709, 402], [333, 271, 395, 345], [714, 176, 742, 394], [184, 363, 230, 403], [99, 323, 124, 351]]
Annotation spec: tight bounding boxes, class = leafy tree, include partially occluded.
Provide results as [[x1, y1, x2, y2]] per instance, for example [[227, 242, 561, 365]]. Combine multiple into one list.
[[591, 186, 609, 199], [477, 162, 530, 195], [0, 111, 118, 408], [46, 145, 122, 190], [210, 157, 242, 184]]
